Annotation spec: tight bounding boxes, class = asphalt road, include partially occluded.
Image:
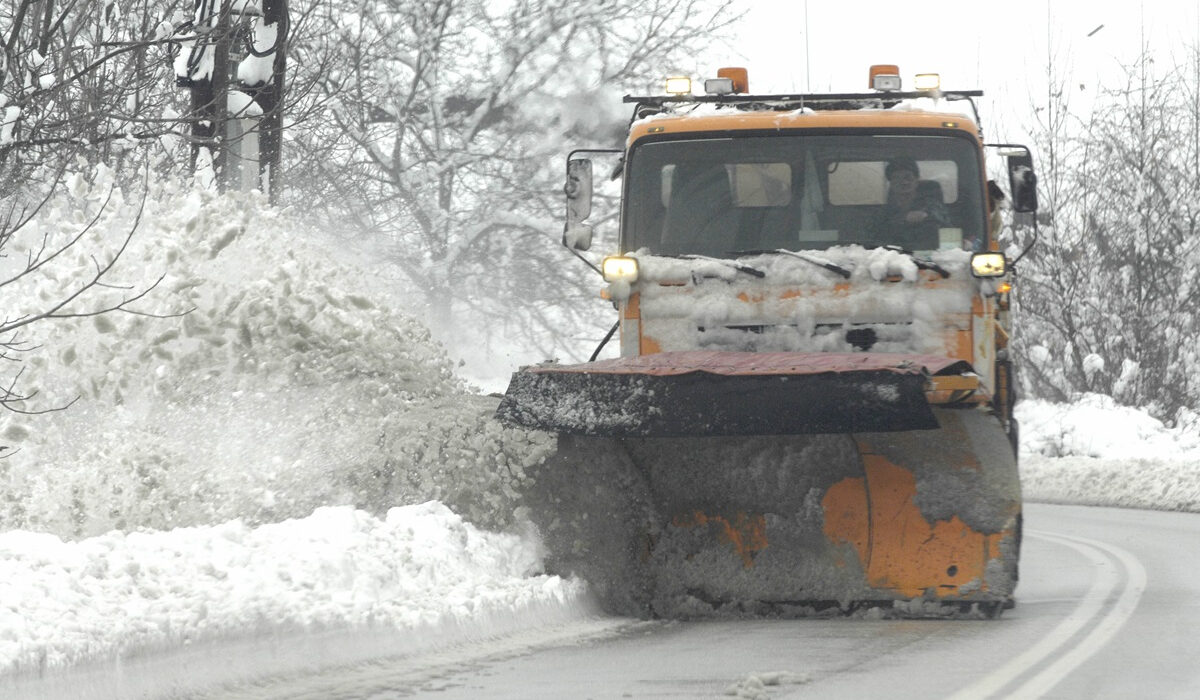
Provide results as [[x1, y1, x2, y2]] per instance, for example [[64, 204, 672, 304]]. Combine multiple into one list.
[[204, 503, 1200, 700]]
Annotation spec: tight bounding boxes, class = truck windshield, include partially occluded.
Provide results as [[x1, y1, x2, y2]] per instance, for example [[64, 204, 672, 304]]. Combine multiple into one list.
[[623, 133, 986, 257]]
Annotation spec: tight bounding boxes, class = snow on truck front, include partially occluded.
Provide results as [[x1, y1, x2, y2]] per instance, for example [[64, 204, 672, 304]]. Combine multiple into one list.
[[602, 110, 1011, 411]]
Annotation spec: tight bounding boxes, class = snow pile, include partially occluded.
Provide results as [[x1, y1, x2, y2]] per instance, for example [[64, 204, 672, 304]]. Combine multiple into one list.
[[6, 168, 459, 406], [1, 172, 552, 537], [1019, 393, 1200, 459], [1018, 395, 1200, 512], [0, 502, 591, 692], [0, 174, 583, 696]]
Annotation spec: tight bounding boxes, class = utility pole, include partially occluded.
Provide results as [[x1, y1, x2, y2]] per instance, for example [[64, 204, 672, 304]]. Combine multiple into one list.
[[210, 0, 232, 183], [181, 0, 231, 177], [254, 0, 288, 201], [178, 0, 288, 198]]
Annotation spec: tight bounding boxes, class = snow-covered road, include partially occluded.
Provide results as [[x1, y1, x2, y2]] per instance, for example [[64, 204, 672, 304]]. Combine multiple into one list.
[[184, 503, 1198, 700]]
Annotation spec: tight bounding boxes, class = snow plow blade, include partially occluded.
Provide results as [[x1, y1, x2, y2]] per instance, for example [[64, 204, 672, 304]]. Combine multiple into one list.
[[514, 409, 1021, 619], [496, 350, 973, 437], [499, 351, 1021, 618]]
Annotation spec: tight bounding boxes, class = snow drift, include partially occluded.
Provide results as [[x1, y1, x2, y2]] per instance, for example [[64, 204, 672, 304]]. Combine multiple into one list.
[[0, 502, 586, 672], [1018, 395, 1200, 512]]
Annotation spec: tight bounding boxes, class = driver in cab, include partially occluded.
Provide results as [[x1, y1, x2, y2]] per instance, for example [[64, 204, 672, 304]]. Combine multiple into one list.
[[872, 156, 948, 250]]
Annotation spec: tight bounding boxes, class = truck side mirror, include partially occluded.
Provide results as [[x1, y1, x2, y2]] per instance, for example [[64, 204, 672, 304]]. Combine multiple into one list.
[[1007, 152, 1038, 213], [985, 143, 1041, 264], [564, 158, 594, 250]]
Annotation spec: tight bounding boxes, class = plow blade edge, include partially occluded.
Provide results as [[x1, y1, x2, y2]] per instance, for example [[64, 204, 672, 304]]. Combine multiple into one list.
[[497, 350, 973, 437]]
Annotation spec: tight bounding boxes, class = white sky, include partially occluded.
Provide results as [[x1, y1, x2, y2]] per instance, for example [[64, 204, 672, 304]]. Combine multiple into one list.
[[699, 0, 1200, 142]]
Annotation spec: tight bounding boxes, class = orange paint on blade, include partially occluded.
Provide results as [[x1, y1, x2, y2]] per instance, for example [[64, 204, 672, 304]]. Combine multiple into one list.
[[821, 477, 870, 570], [823, 445, 1005, 598], [672, 511, 768, 568]]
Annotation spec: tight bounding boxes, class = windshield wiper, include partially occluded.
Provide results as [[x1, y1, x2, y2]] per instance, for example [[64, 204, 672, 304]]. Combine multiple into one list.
[[676, 254, 766, 278], [879, 245, 950, 279], [727, 249, 852, 279]]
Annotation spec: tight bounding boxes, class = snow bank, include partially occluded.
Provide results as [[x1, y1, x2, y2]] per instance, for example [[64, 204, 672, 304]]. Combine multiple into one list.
[[1, 173, 552, 537], [0, 502, 593, 697], [1018, 395, 1200, 512]]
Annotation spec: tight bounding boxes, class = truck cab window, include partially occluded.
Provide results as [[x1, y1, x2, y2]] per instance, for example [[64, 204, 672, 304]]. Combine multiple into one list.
[[625, 134, 984, 255]]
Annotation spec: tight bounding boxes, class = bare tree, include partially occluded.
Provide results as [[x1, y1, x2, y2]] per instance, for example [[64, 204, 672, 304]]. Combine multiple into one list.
[[0, 1, 202, 419], [0, 0, 201, 188], [1, 0, 312, 194], [285, 0, 738, 360], [1009, 22, 1090, 404], [0, 178, 173, 420]]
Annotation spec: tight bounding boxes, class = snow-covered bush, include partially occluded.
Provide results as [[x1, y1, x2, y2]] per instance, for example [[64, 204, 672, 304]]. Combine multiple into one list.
[[1014, 53, 1200, 420], [1017, 393, 1200, 459]]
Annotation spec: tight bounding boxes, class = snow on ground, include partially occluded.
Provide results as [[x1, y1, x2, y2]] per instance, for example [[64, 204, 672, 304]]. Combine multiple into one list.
[[1019, 395, 1200, 512], [1, 502, 565, 672], [0, 175, 550, 538], [2, 176, 1199, 698], [0, 503, 592, 699]]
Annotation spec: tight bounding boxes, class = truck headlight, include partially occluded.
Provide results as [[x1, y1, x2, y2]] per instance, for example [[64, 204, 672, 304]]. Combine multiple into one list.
[[970, 252, 1007, 278], [602, 256, 640, 283]]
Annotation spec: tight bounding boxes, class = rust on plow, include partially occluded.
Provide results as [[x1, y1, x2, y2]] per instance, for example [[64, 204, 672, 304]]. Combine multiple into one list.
[[671, 511, 769, 568]]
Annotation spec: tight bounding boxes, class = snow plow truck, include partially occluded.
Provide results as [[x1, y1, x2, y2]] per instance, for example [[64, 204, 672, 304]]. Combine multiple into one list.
[[498, 66, 1040, 618]]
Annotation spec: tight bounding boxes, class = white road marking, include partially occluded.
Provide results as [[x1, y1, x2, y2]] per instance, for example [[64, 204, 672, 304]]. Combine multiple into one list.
[[946, 529, 1146, 700], [1003, 531, 1147, 699]]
